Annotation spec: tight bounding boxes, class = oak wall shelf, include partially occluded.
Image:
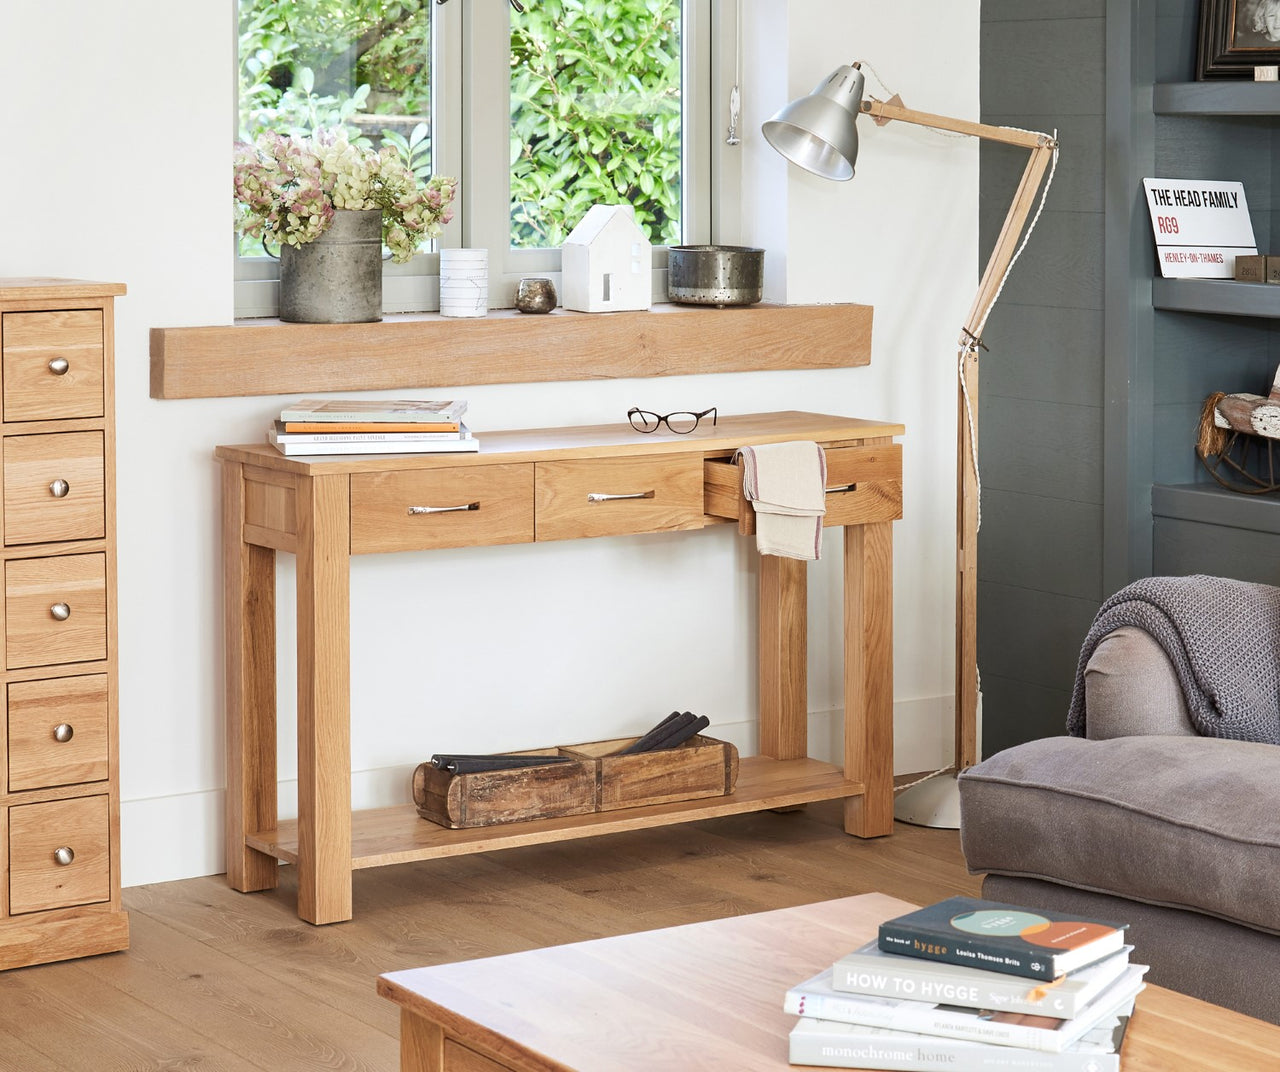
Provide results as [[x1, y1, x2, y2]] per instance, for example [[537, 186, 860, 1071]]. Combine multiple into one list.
[[150, 301, 874, 400]]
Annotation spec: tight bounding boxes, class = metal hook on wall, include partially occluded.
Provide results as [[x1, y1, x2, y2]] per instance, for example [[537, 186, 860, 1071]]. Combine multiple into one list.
[[436, 0, 525, 11]]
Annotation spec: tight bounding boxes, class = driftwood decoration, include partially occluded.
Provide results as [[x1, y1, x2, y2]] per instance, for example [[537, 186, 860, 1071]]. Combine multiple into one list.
[[1197, 363, 1280, 493]]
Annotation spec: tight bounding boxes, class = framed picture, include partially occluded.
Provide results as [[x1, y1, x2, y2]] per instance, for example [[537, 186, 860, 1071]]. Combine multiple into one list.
[[1198, 0, 1280, 77]]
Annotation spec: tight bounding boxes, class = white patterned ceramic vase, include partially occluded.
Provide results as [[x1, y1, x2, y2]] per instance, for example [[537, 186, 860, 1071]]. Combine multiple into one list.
[[439, 248, 489, 317]]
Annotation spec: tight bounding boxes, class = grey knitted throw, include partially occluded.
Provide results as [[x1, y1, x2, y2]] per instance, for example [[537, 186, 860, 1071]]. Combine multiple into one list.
[[1066, 574, 1280, 743]]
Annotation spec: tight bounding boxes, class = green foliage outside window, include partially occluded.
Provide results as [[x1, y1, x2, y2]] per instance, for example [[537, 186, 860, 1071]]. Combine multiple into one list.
[[509, 0, 682, 247], [237, 0, 682, 252]]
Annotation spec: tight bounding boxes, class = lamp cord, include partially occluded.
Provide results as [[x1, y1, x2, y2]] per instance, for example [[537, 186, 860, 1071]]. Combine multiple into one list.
[[959, 129, 1060, 534]]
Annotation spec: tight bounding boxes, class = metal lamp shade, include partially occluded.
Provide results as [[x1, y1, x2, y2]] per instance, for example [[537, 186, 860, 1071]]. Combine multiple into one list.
[[761, 63, 866, 181]]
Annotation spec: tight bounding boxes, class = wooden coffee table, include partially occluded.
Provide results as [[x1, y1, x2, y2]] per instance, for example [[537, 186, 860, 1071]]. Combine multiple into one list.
[[377, 892, 1280, 1071]]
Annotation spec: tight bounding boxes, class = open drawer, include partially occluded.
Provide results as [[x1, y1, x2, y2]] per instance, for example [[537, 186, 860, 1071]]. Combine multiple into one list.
[[704, 443, 903, 534]]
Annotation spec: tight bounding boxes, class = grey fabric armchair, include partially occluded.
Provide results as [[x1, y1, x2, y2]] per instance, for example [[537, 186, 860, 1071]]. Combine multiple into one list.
[[958, 625, 1280, 1024]]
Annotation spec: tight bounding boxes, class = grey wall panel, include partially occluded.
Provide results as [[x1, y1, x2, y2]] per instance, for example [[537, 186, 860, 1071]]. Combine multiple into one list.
[[978, 674, 1074, 758], [982, 114, 1104, 215], [976, 581, 1100, 693], [981, 304, 1103, 406], [981, 396, 1103, 503], [978, 210, 1104, 310], [980, 4, 1106, 755], [977, 489, 1102, 600], [984, 0, 1105, 20], [982, 20, 1105, 118], [1153, 400, 1208, 484], [1154, 517, 1280, 581], [1154, 4, 1199, 83], [1152, 310, 1273, 406]]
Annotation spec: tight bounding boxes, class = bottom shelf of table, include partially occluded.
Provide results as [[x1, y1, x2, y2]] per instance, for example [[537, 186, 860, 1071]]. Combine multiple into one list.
[[246, 756, 863, 869]]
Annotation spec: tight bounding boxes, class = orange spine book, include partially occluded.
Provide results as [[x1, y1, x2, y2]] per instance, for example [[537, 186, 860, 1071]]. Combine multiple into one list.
[[282, 421, 461, 433]]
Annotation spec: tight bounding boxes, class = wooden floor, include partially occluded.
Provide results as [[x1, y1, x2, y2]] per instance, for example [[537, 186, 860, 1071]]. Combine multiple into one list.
[[0, 802, 980, 1072]]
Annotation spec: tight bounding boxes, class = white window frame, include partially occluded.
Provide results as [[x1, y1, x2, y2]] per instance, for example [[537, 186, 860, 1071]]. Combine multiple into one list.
[[233, 0, 739, 319]]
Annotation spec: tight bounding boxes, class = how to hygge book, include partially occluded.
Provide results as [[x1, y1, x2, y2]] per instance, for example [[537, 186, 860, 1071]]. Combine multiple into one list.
[[830, 939, 1134, 1019], [878, 897, 1129, 981], [785, 961, 1147, 1052]]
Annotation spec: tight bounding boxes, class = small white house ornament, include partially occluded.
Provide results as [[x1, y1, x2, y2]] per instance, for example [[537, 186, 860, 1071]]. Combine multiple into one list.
[[561, 204, 652, 312]]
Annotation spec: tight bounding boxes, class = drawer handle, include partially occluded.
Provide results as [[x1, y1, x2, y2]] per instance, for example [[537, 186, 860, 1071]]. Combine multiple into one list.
[[48, 357, 70, 376], [407, 502, 480, 515], [50, 478, 70, 498], [587, 490, 655, 503], [53, 846, 75, 866], [53, 723, 74, 743], [50, 602, 71, 621], [826, 482, 858, 494]]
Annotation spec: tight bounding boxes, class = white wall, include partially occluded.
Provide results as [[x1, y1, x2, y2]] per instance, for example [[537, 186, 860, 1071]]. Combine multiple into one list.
[[0, 1, 978, 886]]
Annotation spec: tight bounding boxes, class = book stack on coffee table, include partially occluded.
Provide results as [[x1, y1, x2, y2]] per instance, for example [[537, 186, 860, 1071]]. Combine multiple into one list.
[[267, 398, 478, 456], [786, 896, 1148, 1071]]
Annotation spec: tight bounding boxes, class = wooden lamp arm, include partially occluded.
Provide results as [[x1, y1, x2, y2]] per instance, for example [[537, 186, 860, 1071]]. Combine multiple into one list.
[[862, 94, 1059, 772]]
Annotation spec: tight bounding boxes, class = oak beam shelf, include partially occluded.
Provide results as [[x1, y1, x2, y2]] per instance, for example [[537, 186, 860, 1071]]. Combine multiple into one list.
[[246, 756, 864, 869], [151, 301, 874, 399]]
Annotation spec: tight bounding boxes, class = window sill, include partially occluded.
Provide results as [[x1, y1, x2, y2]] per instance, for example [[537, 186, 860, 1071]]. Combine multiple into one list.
[[149, 301, 873, 399]]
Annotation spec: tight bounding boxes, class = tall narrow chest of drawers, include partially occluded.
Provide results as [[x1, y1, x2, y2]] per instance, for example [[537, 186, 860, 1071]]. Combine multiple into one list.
[[0, 278, 128, 969]]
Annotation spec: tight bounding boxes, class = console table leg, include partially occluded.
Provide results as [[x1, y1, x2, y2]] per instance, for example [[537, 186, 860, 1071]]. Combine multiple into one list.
[[222, 461, 279, 893], [296, 473, 353, 924], [758, 555, 808, 759], [843, 522, 894, 837]]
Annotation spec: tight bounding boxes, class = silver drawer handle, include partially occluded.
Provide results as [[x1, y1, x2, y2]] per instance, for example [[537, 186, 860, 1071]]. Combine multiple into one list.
[[54, 846, 75, 866], [407, 502, 480, 515], [48, 357, 70, 375], [826, 483, 858, 494], [50, 479, 70, 498], [587, 490, 655, 503], [50, 602, 71, 621], [53, 723, 74, 743]]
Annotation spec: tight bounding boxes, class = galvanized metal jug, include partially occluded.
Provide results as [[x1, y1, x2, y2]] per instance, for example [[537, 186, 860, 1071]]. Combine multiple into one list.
[[279, 208, 383, 323]]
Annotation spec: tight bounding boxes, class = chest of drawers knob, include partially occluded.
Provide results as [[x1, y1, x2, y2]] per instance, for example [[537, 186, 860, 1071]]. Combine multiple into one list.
[[407, 502, 480, 515], [53, 846, 75, 866], [49, 478, 70, 498], [47, 357, 70, 376], [53, 722, 75, 743], [50, 602, 71, 621]]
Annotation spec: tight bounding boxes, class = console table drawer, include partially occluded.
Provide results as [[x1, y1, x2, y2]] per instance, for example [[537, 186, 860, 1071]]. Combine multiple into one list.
[[703, 444, 902, 532], [8, 794, 111, 914], [350, 464, 533, 553], [535, 455, 705, 542], [5, 553, 108, 669], [3, 431, 106, 545], [1, 310, 105, 421], [7, 674, 110, 792], [822, 445, 903, 526]]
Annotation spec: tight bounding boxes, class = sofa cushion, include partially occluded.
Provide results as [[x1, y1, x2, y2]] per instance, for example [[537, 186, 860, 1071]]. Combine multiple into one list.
[[958, 735, 1280, 936]]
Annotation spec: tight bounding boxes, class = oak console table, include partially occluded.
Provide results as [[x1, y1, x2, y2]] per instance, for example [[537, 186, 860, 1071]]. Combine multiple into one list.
[[217, 411, 903, 925]]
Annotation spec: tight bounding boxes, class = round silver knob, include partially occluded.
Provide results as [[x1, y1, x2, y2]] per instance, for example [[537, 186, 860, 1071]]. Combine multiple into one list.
[[50, 602, 70, 621], [53, 846, 75, 866], [50, 479, 70, 498], [53, 723, 74, 743], [48, 357, 70, 375]]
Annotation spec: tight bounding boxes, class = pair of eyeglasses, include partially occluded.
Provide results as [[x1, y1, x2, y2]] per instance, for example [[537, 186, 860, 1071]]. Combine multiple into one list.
[[628, 406, 717, 434]]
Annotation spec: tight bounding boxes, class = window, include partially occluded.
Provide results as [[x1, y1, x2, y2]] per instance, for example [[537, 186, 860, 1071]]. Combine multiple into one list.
[[235, 0, 730, 317]]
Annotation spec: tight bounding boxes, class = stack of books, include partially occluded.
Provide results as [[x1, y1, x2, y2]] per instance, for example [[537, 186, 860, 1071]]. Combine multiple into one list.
[[786, 896, 1148, 1071], [267, 398, 478, 456]]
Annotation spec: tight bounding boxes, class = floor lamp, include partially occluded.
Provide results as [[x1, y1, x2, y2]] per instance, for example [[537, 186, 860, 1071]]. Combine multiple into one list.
[[763, 62, 1058, 826]]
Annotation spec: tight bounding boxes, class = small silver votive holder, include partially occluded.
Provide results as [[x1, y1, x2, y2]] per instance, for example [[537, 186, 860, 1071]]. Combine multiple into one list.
[[515, 277, 557, 314]]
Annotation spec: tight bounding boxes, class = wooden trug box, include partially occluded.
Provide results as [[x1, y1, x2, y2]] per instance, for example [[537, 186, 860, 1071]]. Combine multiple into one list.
[[414, 735, 739, 829]]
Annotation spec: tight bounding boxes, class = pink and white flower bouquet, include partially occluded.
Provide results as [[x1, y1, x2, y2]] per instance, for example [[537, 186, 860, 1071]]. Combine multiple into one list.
[[233, 128, 456, 263]]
